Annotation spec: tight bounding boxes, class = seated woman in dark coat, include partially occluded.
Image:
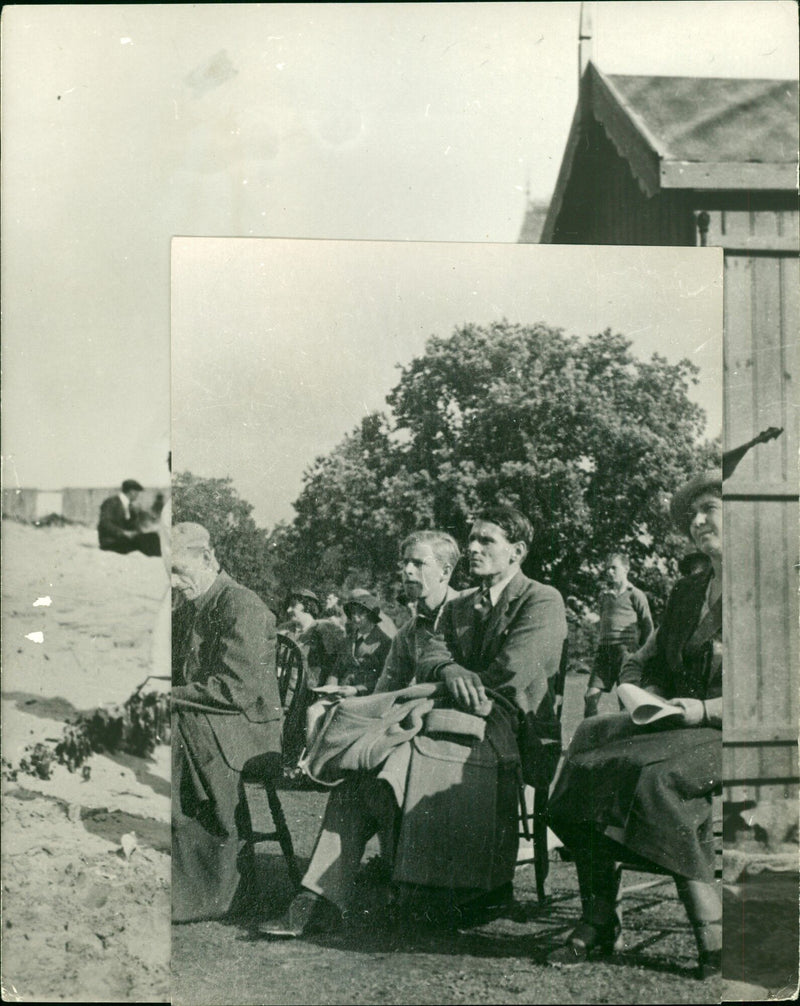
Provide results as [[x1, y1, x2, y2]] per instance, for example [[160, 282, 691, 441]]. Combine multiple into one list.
[[548, 470, 722, 979]]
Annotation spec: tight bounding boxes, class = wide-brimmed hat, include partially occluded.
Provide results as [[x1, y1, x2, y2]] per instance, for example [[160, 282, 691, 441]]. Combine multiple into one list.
[[670, 470, 722, 538], [344, 592, 382, 621], [289, 587, 320, 607]]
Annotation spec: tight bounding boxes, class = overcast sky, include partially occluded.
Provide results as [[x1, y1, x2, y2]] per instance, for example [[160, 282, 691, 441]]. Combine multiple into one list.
[[2, 2, 797, 500], [173, 239, 722, 526]]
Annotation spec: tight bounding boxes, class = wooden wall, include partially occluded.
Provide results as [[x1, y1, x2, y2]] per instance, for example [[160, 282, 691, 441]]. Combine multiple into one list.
[[707, 199, 800, 801], [549, 119, 696, 247], [548, 157, 799, 797]]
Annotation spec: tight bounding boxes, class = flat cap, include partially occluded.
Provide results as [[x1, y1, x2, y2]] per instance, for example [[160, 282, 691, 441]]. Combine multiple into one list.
[[172, 522, 212, 552]]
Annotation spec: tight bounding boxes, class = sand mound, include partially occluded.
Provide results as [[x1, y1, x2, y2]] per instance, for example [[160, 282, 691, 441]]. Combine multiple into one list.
[[2, 519, 170, 1002]]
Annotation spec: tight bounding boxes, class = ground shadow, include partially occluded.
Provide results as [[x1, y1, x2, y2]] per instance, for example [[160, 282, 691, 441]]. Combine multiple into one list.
[[2, 690, 79, 721], [80, 805, 171, 854]]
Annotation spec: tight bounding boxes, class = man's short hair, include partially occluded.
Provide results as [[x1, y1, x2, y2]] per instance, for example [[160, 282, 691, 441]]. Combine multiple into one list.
[[472, 504, 534, 555], [607, 552, 630, 570], [121, 479, 144, 494], [400, 530, 461, 572]]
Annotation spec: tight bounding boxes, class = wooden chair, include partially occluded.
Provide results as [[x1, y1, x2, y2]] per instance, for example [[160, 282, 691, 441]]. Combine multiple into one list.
[[277, 632, 313, 770], [517, 638, 570, 902], [240, 631, 305, 891]]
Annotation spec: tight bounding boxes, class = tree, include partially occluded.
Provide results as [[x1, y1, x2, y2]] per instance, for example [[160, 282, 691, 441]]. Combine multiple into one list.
[[172, 471, 285, 613], [288, 321, 718, 610]]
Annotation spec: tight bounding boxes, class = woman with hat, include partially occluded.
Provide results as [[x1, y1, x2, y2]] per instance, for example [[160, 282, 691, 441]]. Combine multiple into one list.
[[547, 469, 723, 979], [328, 593, 394, 696]]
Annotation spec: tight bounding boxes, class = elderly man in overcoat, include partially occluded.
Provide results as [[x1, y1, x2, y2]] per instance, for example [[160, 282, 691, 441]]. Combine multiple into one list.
[[171, 522, 282, 923]]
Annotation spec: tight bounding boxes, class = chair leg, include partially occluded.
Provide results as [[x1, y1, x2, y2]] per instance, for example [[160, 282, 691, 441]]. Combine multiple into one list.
[[265, 781, 302, 890], [533, 788, 550, 903]]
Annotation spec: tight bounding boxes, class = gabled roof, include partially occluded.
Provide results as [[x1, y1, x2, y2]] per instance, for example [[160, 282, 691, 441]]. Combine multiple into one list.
[[541, 63, 799, 242]]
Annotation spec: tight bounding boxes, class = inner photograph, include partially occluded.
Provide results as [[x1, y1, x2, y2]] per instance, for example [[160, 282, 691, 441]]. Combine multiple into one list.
[[171, 237, 728, 1004]]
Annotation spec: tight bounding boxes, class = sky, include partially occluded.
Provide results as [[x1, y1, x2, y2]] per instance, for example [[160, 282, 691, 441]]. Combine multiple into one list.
[[2, 2, 797, 499], [173, 238, 723, 526]]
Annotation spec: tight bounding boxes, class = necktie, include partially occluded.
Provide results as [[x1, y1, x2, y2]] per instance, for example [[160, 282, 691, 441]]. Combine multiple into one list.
[[473, 585, 492, 622], [471, 586, 492, 661]]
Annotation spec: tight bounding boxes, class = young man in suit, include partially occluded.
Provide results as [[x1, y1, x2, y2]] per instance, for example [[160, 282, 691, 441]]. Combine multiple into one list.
[[262, 508, 567, 936], [261, 529, 462, 937], [171, 522, 283, 922], [432, 504, 568, 794]]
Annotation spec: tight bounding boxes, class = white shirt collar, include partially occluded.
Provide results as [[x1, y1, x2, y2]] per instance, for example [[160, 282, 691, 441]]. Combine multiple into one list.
[[118, 491, 131, 519], [487, 568, 519, 608]]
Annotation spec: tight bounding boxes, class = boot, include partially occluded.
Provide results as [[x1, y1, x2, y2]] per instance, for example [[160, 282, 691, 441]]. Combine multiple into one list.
[[674, 876, 722, 980], [550, 851, 623, 962]]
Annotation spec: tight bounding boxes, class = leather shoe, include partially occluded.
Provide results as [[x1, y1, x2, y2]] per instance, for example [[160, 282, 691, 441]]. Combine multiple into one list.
[[549, 919, 624, 964], [258, 892, 342, 938]]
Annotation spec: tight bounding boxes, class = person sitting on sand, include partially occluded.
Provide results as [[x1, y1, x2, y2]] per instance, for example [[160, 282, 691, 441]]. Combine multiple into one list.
[[97, 479, 161, 557]]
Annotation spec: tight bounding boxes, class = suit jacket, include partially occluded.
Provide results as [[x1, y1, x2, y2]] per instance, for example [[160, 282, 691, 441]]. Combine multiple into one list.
[[97, 494, 135, 548], [172, 571, 282, 772], [421, 570, 567, 788], [374, 586, 462, 694]]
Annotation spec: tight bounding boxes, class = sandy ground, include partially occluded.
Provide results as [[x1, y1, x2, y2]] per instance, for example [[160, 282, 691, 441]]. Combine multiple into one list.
[[1, 520, 170, 1003]]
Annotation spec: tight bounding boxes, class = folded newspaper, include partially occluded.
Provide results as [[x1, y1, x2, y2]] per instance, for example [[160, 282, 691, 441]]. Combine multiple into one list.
[[617, 683, 683, 725]]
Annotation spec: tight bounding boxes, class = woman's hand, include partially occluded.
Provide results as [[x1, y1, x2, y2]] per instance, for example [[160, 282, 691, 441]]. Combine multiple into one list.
[[668, 697, 706, 726]]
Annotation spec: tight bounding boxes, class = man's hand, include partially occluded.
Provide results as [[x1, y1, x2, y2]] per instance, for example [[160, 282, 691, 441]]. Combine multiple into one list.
[[441, 666, 488, 714], [668, 697, 705, 726]]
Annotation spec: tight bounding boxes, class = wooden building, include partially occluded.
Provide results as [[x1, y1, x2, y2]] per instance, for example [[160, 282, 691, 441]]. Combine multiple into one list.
[[537, 63, 799, 805]]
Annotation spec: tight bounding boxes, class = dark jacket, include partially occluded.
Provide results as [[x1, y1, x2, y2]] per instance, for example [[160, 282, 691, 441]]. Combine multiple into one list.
[[335, 622, 394, 693], [420, 571, 568, 788], [641, 569, 722, 701], [97, 494, 136, 548], [172, 571, 282, 772]]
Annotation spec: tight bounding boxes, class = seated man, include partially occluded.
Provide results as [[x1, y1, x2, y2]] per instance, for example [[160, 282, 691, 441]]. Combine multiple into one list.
[[171, 522, 283, 923], [97, 479, 161, 557], [261, 529, 462, 936], [262, 506, 566, 936]]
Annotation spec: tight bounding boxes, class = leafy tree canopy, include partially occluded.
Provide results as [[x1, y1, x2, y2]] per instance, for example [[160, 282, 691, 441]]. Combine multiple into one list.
[[172, 471, 287, 614], [288, 321, 719, 611]]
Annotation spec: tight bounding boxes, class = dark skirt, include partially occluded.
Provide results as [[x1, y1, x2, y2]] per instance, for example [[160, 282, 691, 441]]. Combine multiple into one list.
[[548, 712, 721, 882]]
